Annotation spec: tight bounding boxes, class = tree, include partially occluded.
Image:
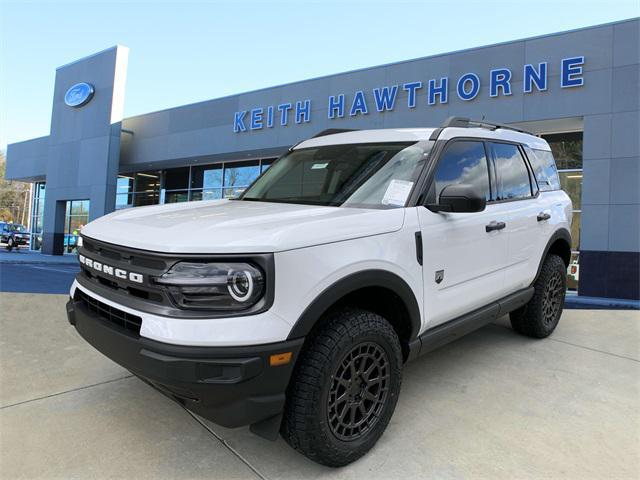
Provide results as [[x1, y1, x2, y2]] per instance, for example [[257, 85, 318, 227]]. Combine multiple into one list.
[[0, 151, 31, 225]]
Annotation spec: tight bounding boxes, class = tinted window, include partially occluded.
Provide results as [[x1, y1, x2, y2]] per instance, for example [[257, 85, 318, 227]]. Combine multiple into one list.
[[524, 146, 561, 191], [490, 143, 532, 201], [434, 141, 491, 201]]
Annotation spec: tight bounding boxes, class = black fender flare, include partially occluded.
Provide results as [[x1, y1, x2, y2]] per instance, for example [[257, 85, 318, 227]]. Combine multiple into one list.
[[286, 269, 421, 341], [535, 227, 572, 281]]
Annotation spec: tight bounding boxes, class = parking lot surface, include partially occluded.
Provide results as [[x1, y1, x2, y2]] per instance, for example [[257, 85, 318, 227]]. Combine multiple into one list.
[[1, 292, 638, 479], [0, 262, 78, 294]]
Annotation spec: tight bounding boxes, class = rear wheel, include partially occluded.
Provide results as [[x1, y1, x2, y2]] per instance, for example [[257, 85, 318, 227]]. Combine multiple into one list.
[[510, 254, 567, 338], [281, 308, 403, 467]]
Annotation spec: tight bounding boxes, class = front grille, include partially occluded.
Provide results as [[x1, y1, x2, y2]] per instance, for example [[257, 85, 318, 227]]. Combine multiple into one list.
[[74, 288, 142, 335], [79, 237, 169, 305]]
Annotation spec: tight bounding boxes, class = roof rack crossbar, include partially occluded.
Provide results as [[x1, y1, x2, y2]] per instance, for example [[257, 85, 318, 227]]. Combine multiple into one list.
[[441, 116, 533, 135]]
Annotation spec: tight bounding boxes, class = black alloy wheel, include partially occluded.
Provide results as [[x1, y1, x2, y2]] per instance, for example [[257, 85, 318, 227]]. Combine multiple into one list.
[[281, 308, 403, 467], [542, 269, 564, 326], [510, 254, 567, 338], [327, 342, 390, 441]]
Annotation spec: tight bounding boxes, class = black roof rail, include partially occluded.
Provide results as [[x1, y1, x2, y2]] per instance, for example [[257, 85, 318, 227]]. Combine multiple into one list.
[[440, 116, 533, 135], [311, 128, 359, 138]]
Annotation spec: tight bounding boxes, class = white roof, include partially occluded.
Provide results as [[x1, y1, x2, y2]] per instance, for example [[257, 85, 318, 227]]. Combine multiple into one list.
[[295, 126, 551, 151]]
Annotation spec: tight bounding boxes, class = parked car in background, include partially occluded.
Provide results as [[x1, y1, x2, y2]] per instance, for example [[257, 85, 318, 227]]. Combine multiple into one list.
[[0, 223, 30, 251]]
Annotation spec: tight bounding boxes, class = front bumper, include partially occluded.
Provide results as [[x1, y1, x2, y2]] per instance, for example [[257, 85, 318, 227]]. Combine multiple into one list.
[[66, 297, 303, 430]]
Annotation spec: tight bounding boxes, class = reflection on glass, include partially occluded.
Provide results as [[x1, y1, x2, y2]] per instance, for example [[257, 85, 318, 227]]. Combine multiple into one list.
[[224, 161, 260, 188], [261, 159, 275, 173], [122, 159, 275, 207], [116, 193, 133, 209], [30, 182, 46, 250], [434, 141, 490, 201], [64, 199, 90, 254], [117, 176, 134, 193], [559, 172, 582, 211], [570, 211, 581, 251], [224, 187, 246, 199], [191, 165, 223, 190], [526, 147, 561, 191], [490, 142, 532, 200], [541, 132, 583, 170]]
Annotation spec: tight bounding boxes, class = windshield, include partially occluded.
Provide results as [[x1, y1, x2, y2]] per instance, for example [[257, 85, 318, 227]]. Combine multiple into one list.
[[241, 141, 432, 208], [7, 224, 26, 232]]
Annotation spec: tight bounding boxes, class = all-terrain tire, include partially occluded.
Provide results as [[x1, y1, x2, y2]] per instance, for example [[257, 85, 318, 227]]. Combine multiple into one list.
[[281, 308, 403, 467], [510, 254, 567, 338]]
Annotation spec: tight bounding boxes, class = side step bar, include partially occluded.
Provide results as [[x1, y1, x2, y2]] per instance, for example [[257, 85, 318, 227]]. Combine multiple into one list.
[[407, 287, 534, 361]]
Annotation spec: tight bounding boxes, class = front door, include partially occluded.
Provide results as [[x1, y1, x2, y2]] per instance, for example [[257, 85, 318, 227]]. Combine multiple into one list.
[[417, 140, 510, 329]]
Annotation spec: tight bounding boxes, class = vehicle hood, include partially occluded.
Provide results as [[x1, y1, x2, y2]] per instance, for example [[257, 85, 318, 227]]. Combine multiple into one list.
[[81, 200, 406, 253]]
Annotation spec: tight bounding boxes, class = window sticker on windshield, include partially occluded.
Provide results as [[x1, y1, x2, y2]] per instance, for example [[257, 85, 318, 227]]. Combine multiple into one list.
[[382, 180, 413, 207], [311, 163, 328, 170]]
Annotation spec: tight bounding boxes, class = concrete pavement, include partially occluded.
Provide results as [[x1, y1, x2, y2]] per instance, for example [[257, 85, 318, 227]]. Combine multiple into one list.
[[1, 292, 638, 479]]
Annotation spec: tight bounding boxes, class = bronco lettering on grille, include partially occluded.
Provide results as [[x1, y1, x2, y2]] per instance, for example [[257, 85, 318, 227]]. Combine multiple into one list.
[[79, 254, 144, 283]]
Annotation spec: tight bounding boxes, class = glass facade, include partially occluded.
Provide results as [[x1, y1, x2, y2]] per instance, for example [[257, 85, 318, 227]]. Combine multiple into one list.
[[64, 200, 89, 253], [116, 171, 162, 209], [30, 182, 46, 250], [542, 132, 583, 291], [118, 158, 276, 209], [64, 199, 90, 254]]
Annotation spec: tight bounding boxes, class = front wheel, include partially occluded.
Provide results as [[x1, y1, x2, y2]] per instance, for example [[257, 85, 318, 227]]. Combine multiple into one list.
[[6, 238, 14, 251], [281, 308, 403, 467], [510, 254, 567, 338]]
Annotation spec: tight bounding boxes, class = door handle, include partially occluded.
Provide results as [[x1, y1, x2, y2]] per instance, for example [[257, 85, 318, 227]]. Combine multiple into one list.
[[485, 221, 506, 232], [537, 212, 551, 222]]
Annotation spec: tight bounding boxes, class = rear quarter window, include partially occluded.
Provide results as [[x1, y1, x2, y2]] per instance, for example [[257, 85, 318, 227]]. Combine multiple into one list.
[[524, 146, 561, 192]]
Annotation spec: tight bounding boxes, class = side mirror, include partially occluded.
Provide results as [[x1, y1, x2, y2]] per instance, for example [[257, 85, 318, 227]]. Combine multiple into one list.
[[426, 184, 486, 213]]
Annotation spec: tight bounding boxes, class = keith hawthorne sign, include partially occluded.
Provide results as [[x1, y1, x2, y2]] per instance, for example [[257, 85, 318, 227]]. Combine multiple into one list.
[[233, 56, 585, 133]]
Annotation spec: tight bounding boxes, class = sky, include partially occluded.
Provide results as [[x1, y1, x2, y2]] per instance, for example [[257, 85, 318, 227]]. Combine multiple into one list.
[[1, 0, 638, 150]]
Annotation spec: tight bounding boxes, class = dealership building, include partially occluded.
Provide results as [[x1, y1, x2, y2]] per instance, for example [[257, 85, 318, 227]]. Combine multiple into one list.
[[5, 18, 639, 300]]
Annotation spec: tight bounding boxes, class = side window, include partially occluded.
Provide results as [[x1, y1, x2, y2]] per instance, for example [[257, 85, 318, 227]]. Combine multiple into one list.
[[489, 142, 533, 201], [524, 146, 561, 192], [434, 141, 491, 201]]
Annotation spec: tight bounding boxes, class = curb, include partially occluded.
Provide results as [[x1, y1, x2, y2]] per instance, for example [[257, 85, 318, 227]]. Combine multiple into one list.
[[565, 294, 639, 311]]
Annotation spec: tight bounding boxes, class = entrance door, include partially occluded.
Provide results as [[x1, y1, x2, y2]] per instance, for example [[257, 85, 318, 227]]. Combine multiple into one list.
[[65, 200, 89, 254], [417, 140, 510, 328]]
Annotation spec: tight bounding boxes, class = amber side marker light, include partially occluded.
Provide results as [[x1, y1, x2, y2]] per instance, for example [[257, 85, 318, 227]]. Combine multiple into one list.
[[269, 352, 293, 366]]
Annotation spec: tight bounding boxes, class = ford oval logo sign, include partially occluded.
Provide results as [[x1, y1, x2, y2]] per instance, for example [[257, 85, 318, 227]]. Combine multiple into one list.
[[64, 82, 95, 108]]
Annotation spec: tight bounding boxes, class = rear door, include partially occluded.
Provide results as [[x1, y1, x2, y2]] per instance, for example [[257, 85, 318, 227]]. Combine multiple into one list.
[[417, 139, 510, 328], [488, 141, 548, 292]]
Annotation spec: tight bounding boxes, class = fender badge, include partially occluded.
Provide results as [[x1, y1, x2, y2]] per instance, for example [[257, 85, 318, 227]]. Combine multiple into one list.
[[435, 270, 444, 284]]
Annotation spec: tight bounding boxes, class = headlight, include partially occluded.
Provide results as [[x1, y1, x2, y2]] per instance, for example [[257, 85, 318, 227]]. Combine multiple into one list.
[[153, 262, 264, 311]]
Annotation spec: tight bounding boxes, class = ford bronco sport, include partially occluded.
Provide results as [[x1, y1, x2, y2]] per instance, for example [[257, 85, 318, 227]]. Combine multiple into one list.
[[67, 117, 572, 466]]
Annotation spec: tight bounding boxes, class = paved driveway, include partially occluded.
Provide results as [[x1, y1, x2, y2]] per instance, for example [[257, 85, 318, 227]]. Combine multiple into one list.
[[0, 263, 78, 294], [1, 292, 638, 479]]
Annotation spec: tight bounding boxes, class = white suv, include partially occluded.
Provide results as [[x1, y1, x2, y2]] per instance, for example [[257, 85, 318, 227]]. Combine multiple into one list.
[[67, 117, 572, 467]]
